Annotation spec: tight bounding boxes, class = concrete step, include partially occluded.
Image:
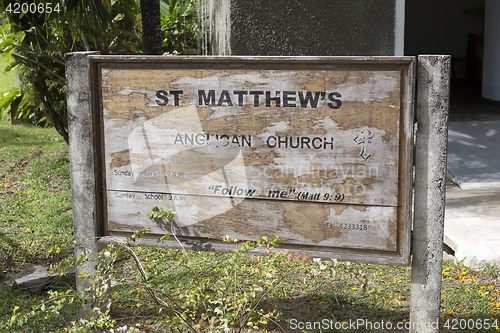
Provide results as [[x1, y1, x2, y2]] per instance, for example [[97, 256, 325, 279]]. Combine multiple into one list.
[[444, 182, 500, 267]]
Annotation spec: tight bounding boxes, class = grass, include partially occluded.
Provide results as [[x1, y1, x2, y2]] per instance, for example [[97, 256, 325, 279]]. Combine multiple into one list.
[[0, 119, 499, 332], [0, 117, 76, 332], [0, 118, 72, 265], [65, 242, 498, 333], [0, 55, 16, 93]]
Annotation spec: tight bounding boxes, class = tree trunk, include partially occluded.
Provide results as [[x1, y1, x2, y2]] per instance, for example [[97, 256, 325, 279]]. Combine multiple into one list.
[[10, 96, 24, 125], [140, 0, 162, 55], [43, 93, 69, 144]]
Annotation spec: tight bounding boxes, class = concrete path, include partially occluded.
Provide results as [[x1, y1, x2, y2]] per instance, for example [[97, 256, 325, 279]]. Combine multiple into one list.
[[444, 104, 500, 267], [447, 121, 500, 183], [444, 182, 500, 267]]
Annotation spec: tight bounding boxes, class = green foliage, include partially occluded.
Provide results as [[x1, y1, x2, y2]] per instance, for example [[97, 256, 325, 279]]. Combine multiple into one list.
[[0, 0, 199, 141], [148, 205, 175, 221], [160, 0, 198, 55], [480, 262, 500, 279], [10, 208, 294, 332], [0, 53, 16, 93], [0, 0, 142, 142], [148, 206, 174, 242], [65, 0, 114, 51], [0, 87, 31, 123]]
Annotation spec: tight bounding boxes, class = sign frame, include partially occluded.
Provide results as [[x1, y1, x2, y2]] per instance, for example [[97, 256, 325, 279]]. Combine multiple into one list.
[[88, 55, 415, 266]]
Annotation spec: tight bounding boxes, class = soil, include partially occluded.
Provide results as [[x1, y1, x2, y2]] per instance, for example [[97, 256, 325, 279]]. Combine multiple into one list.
[[0, 261, 36, 287]]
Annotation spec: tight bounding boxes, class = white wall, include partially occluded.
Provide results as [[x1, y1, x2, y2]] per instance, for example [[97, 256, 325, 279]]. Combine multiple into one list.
[[394, 0, 405, 56], [482, 0, 500, 102]]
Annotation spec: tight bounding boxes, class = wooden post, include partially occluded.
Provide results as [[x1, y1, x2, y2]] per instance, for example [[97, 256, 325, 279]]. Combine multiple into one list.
[[410, 55, 450, 332], [66, 51, 100, 317]]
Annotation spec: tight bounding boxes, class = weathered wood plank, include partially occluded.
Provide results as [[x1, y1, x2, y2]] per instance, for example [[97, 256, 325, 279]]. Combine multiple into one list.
[[106, 190, 398, 251], [90, 56, 414, 265], [102, 69, 401, 206]]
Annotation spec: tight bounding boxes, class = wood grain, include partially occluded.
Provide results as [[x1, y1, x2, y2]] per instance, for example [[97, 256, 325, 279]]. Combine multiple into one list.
[[90, 56, 414, 264]]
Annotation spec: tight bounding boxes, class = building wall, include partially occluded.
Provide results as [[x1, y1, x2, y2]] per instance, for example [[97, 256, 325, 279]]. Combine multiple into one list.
[[208, 0, 398, 56], [482, 0, 500, 102], [206, 0, 231, 55]]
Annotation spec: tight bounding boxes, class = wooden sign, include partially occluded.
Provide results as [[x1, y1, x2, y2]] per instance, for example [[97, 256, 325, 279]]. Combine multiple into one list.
[[90, 56, 415, 265]]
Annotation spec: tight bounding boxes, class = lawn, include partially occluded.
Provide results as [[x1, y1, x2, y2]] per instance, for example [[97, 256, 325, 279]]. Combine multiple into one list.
[[0, 116, 499, 332], [0, 117, 75, 332], [0, 54, 16, 93]]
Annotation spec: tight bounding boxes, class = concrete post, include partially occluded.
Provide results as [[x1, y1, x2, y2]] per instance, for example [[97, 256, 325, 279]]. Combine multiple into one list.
[[410, 55, 450, 332], [65, 51, 100, 317]]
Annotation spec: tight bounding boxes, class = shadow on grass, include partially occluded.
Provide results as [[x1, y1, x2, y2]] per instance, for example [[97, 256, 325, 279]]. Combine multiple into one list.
[[104, 293, 411, 332], [0, 232, 32, 279], [0, 276, 79, 333], [0, 121, 62, 148], [4, 285, 497, 333], [256, 295, 498, 332], [258, 294, 410, 332]]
